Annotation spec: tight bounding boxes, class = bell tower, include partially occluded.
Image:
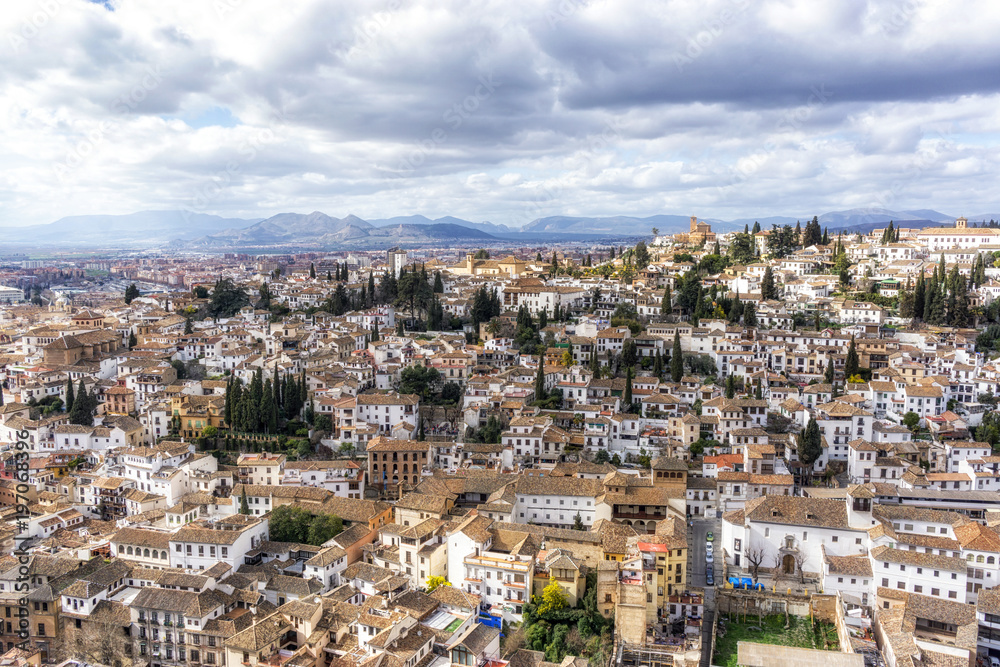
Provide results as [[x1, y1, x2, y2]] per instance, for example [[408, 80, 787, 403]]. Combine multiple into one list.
[[956, 216, 968, 229]]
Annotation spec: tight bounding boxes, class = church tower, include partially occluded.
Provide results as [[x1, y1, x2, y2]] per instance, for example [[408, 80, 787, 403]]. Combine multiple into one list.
[[956, 216, 968, 229]]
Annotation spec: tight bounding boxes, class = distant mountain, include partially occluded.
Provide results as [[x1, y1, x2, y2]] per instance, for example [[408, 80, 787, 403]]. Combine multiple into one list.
[[368, 215, 515, 236], [521, 214, 701, 235], [520, 208, 969, 236], [192, 212, 499, 249], [0, 210, 260, 246], [8, 206, 992, 249]]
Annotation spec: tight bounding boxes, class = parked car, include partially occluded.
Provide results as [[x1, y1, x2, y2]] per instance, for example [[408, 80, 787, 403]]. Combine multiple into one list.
[[706, 532, 714, 542], [706, 570, 714, 586], [706, 551, 714, 563], [706, 543, 714, 556]]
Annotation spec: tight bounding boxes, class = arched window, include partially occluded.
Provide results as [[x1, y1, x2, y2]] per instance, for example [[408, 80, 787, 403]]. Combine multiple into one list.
[[162, 551, 167, 560], [978, 555, 985, 563], [989, 557, 996, 565], [126, 546, 134, 555], [144, 549, 150, 558], [152, 550, 158, 559]]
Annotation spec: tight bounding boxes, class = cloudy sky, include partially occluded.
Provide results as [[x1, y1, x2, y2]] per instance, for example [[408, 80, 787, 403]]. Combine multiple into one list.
[[2, 0, 999, 228]]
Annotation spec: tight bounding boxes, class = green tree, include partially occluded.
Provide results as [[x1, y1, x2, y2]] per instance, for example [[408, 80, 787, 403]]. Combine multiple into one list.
[[844, 336, 860, 378], [208, 278, 251, 319], [65, 377, 75, 413], [573, 513, 585, 530], [622, 339, 638, 369], [309, 262, 316, 279], [633, 241, 650, 269], [307, 513, 343, 545], [268, 504, 314, 543], [68, 379, 94, 426], [400, 365, 440, 398], [661, 285, 672, 319], [729, 233, 755, 265], [671, 331, 683, 382], [760, 266, 777, 300], [124, 283, 139, 304], [240, 486, 250, 515], [798, 417, 823, 467], [623, 366, 634, 413], [903, 411, 921, 431], [534, 359, 546, 399]]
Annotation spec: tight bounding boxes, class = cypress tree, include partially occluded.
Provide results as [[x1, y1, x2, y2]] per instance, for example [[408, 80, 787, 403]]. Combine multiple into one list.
[[65, 377, 75, 412], [309, 262, 316, 279], [728, 292, 742, 324], [240, 487, 250, 514], [273, 365, 281, 410], [128, 331, 138, 348], [661, 285, 672, 319], [653, 349, 663, 377], [623, 366, 633, 413], [824, 358, 834, 384], [590, 349, 599, 376], [725, 374, 735, 399], [845, 336, 860, 379], [534, 357, 546, 399], [224, 376, 233, 427], [261, 378, 276, 433], [913, 272, 926, 320], [799, 417, 823, 467], [433, 271, 444, 293], [284, 374, 297, 420], [954, 276, 970, 327], [923, 275, 936, 322], [371, 320, 380, 342], [761, 266, 776, 301], [671, 331, 683, 382]]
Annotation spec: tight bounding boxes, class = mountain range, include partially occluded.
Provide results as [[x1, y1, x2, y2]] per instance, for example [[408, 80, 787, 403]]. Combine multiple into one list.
[[1, 207, 996, 249]]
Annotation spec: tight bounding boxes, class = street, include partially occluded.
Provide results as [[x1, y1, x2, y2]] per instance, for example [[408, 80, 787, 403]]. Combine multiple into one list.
[[688, 517, 719, 667]]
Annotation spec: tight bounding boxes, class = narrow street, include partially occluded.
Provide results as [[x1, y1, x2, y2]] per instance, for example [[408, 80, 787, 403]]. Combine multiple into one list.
[[687, 517, 719, 667]]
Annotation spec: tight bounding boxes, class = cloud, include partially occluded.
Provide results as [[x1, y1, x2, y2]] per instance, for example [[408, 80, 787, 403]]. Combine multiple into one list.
[[0, 0, 998, 227]]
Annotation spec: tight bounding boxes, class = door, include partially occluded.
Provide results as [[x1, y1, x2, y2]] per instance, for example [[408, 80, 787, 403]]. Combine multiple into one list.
[[783, 554, 795, 574]]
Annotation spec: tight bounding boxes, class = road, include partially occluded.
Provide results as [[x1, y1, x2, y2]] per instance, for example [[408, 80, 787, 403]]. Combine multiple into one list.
[[688, 517, 720, 667]]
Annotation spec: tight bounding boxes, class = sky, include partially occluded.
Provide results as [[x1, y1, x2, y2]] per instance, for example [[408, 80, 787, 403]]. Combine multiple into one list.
[[2, 0, 999, 228]]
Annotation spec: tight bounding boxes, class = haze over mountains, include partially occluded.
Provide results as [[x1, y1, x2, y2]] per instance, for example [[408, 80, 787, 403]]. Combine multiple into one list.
[[1, 207, 996, 249]]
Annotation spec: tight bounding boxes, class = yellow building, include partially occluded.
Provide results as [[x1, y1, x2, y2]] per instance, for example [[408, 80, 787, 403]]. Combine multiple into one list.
[[448, 253, 527, 277], [533, 550, 586, 607], [170, 394, 225, 439], [674, 216, 716, 246]]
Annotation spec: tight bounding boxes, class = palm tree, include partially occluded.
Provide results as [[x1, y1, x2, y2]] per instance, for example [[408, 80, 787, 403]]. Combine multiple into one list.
[[651, 227, 660, 238]]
